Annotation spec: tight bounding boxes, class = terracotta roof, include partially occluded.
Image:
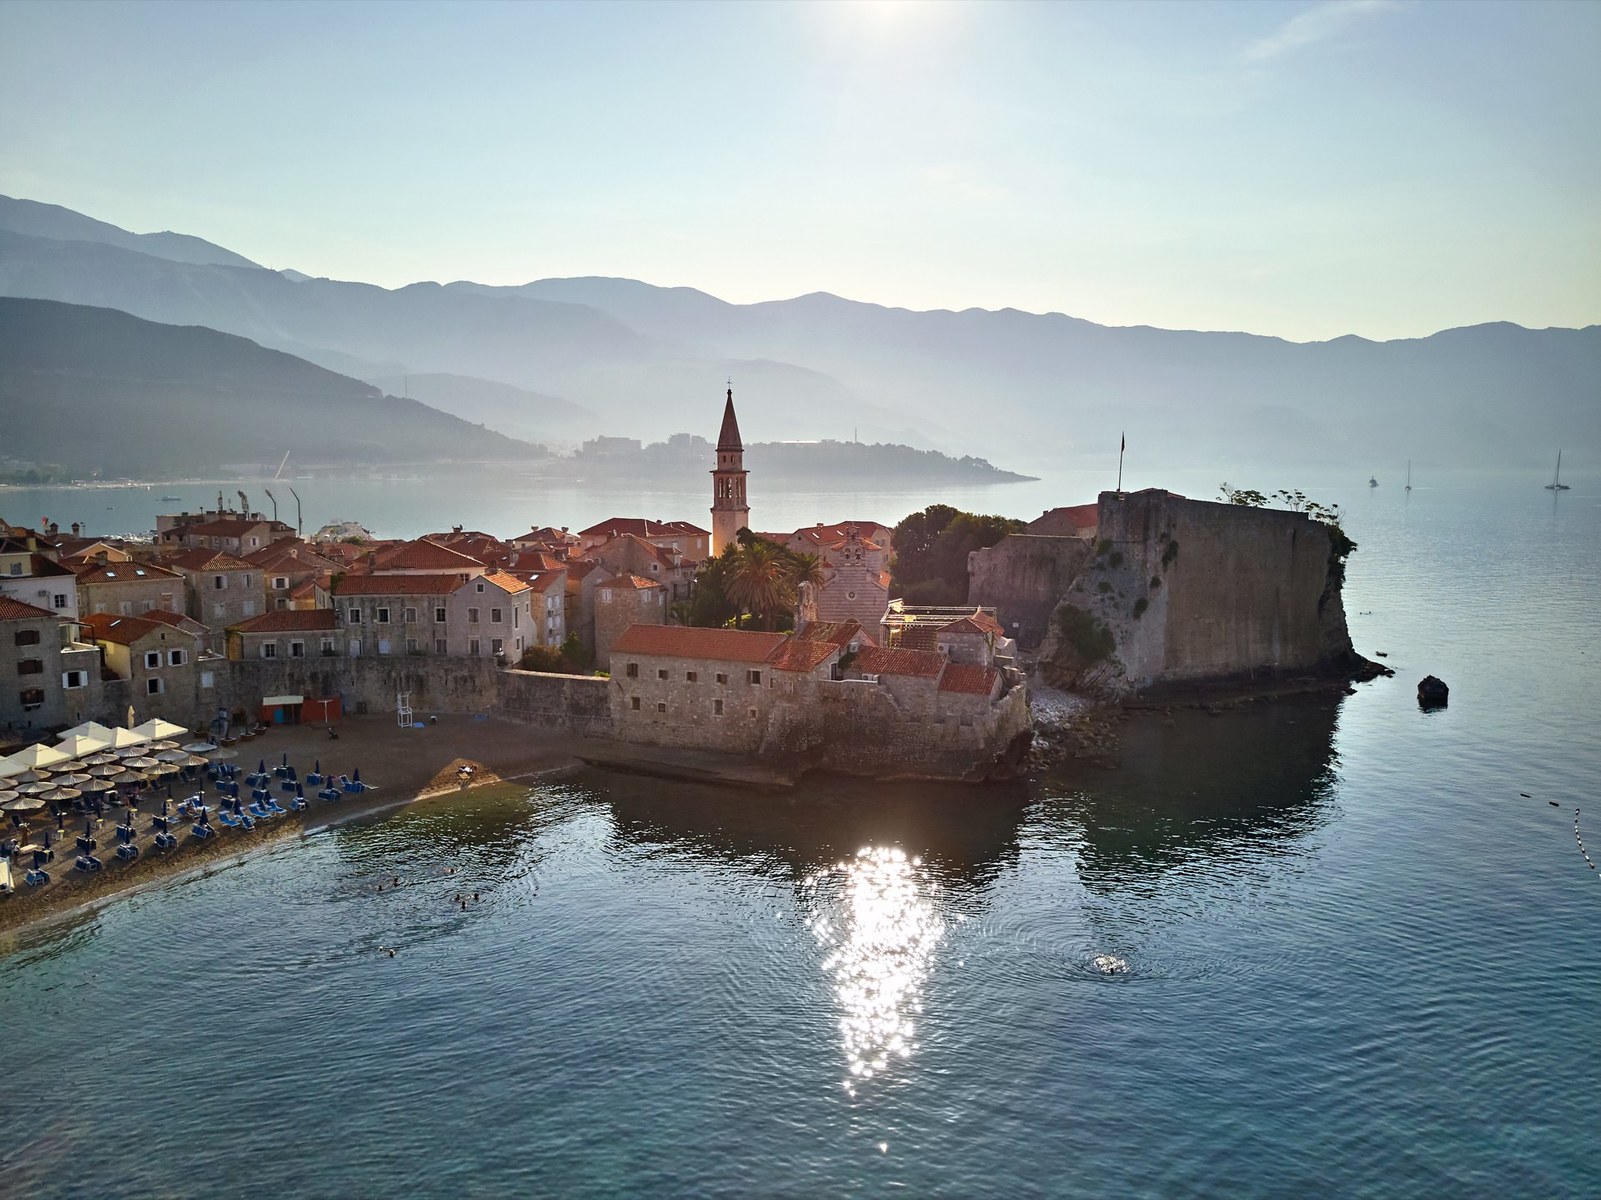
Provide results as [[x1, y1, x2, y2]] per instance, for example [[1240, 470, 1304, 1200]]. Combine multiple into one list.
[[565, 560, 602, 582], [1027, 504, 1099, 536], [75, 562, 182, 586], [180, 518, 267, 537], [162, 548, 257, 572], [612, 624, 786, 664], [602, 573, 668, 592], [478, 569, 532, 595], [853, 645, 945, 679], [5, 554, 75, 578], [796, 619, 877, 649], [524, 571, 566, 594], [938, 663, 1000, 696], [371, 539, 485, 571], [230, 610, 339, 634], [576, 517, 709, 540], [939, 616, 992, 637], [766, 639, 839, 674], [898, 624, 940, 652], [332, 575, 459, 596], [80, 612, 172, 645], [593, 532, 682, 570], [289, 578, 325, 599], [0, 596, 58, 621]]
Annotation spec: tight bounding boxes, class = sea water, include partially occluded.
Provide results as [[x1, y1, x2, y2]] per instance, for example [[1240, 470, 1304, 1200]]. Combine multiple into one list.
[[1, 473, 1598, 1197]]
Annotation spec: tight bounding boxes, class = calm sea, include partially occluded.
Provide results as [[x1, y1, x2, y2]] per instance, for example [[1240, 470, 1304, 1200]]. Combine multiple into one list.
[[1, 469, 1598, 1198]]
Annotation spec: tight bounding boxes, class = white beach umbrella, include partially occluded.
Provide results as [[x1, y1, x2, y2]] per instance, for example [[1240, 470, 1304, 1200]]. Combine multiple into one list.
[[181, 741, 218, 754], [0, 757, 26, 780], [6, 744, 70, 770], [58, 720, 121, 743], [131, 718, 189, 740], [55, 733, 111, 759], [104, 728, 151, 750]]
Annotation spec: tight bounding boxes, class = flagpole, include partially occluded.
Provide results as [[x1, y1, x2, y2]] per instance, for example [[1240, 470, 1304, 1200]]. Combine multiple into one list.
[[1117, 432, 1125, 494]]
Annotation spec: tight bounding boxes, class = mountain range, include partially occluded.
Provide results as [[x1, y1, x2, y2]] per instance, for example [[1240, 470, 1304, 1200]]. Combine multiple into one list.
[[1, 193, 1596, 474]]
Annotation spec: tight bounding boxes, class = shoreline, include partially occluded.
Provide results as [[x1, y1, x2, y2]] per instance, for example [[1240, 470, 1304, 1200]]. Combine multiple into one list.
[[0, 715, 588, 943]]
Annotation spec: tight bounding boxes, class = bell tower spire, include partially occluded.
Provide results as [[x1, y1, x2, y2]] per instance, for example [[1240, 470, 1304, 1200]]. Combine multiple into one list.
[[710, 382, 750, 557]]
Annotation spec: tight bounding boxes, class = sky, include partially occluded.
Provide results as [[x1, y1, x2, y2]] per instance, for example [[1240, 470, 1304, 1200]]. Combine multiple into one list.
[[1, 0, 1596, 342]]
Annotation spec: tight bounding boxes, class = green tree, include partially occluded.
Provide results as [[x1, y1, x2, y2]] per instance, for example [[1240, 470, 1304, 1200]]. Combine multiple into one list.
[[725, 539, 794, 631], [890, 504, 1023, 605]]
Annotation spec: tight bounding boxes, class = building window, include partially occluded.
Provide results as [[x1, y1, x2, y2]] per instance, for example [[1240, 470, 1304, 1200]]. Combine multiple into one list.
[[53, 594, 68, 610], [290, 640, 305, 658], [168, 649, 186, 666], [657, 668, 668, 680], [491, 637, 503, 656], [656, 702, 667, 713], [376, 607, 391, 624], [714, 698, 723, 715], [630, 696, 640, 711], [320, 637, 335, 655], [748, 670, 762, 685], [63, 669, 88, 689], [6, 562, 18, 575], [274, 576, 289, 590], [434, 607, 447, 623], [19, 687, 44, 710], [716, 673, 728, 685], [513, 608, 519, 628], [348, 639, 361, 656], [468, 608, 480, 624], [201, 670, 215, 688], [121, 602, 134, 616], [144, 651, 161, 669], [243, 575, 253, 588], [261, 643, 278, 659], [276, 598, 288, 610], [437, 638, 449, 654], [12, 629, 39, 646], [491, 607, 503, 623], [404, 607, 417, 623], [378, 639, 392, 655], [214, 575, 226, 590], [17, 658, 44, 676], [347, 608, 362, 624], [476, 582, 485, 592], [147, 677, 165, 695], [686, 671, 697, 682], [405, 638, 419, 653], [469, 638, 480, 656], [626, 662, 638, 678]]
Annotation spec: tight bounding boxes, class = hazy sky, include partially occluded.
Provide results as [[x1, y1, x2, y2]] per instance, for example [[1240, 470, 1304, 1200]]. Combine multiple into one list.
[[1, 0, 1596, 341]]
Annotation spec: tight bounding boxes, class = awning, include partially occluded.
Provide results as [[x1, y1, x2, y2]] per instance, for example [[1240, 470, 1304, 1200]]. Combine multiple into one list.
[[261, 695, 304, 708]]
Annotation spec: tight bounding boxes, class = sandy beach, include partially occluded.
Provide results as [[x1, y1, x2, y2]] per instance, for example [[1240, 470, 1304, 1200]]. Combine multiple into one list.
[[0, 714, 590, 939]]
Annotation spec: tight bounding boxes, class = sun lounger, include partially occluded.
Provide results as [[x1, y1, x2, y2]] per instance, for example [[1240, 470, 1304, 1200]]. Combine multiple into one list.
[[75, 854, 103, 872], [154, 832, 178, 850], [25, 868, 50, 886], [115, 843, 140, 861]]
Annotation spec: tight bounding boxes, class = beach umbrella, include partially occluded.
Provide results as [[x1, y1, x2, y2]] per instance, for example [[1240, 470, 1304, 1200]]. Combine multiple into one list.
[[16, 781, 55, 796], [154, 749, 191, 763], [104, 728, 151, 750], [0, 788, 16, 803], [182, 741, 217, 754], [41, 785, 82, 803], [295, 781, 305, 799], [314, 759, 321, 775], [145, 740, 181, 753], [10, 769, 52, 785], [7, 744, 70, 769], [51, 772, 95, 788], [131, 718, 188, 740], [3, 797, 46, 813], [0, 757, 26, 780], [151, 762, 181, 777], [258, 758, 267, 775], [88, 763, 128, 778], [352, 767, 361, 785], [121, 756, 160, 770], [77, 776, 113, 793], [82, 752, 120, 767], [55, 733, 111, 758], [281, 752, 289, 767]]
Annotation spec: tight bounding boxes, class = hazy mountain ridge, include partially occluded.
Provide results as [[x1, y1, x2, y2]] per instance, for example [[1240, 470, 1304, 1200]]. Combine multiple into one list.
[[0, 194, 262, 270], [1, 199, 1597, 473], [0, 298, 542, 476]]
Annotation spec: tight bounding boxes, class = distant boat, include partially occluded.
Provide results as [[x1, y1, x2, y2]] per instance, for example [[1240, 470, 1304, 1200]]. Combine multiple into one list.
[[1545, 451, 1570, 491], [1405, 461, 1412, 492], [1369, 476, 1379, 488], [160, 495, 182, 502]]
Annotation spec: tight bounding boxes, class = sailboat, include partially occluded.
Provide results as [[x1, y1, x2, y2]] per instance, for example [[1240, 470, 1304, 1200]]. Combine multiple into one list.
[[1368, 476, 1378, 488], [1545, 451, 1570, 491], [1406, 461, 1412, 492]]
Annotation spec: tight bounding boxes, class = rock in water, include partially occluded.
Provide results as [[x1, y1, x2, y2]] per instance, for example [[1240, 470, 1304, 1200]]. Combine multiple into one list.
[[1417, 675, 1450, 709]]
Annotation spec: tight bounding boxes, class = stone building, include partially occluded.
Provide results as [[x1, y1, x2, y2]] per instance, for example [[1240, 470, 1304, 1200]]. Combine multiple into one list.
[[808, 523, 891, 631], [74, 559, 185, 621], [331, 574, 461, 658], [79, 612, 203, 725], [594, 574, 669, 671], [245, 540, 343, 612], [162, 547, 265, 643], [709, 386, 750, 557], [445, 570, 534, 660], [587, 532, 696, 603], [574, 518, 709, 564], [0, 534, 80, 621], [0, 597, 101, 734], [226, 609, 341, 662], [155, 512, 296, 556]]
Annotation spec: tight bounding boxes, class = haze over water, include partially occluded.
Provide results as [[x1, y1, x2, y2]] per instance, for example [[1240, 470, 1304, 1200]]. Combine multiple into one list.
[[1, 471, 1598, 1197]]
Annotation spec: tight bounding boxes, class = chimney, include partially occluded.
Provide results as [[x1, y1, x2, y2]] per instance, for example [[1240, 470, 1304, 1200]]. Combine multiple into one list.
[[71, 522, 81, 536]]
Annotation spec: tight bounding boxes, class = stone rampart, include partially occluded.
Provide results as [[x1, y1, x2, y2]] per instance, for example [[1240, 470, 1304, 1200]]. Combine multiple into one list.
[[968, 534, 1091, 648], [497, 669, 612, 736], [1038, 489, 1357, 695]]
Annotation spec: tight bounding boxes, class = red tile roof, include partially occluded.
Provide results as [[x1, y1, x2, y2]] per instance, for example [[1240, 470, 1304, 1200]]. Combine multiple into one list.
[[796, 619, 877, 649], [0, 596, 58, 621], [230, 609, 339, 634], [937, 662, 1000, 696], [74, 562, 182, 586], [853, 645, 945, 679], [80, 612, 174, 645], [898, 624, 940, 652], [162, 548, 257, 572], [524, 571, 566, 593], [332, 575, 460, 596], [612, 624, 786, 664], [767, 639, 840, 674], [140, 608, 207, 634], [577, 518, 709, 540], [603, 573, 668, 592], [478, 569, 532, 595], [371, 539, 485, 571]]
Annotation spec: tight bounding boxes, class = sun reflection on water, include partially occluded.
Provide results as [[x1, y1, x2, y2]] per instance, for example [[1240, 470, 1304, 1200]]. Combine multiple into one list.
[[804, 846, 944, 1096]]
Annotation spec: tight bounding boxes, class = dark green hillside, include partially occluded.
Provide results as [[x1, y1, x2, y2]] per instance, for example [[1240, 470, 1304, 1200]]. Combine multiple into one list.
[[0, 298, 543, 477]]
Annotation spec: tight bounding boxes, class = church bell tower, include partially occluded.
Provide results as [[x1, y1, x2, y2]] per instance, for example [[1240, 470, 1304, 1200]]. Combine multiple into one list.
[[710, 384, 750, 557]]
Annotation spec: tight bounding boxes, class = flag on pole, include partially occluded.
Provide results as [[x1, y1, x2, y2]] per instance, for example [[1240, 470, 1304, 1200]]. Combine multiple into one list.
[[1121, 432, 1126, 452]]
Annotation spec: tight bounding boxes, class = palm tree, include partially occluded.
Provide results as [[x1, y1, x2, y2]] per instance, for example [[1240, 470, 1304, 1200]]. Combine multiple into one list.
[[725, 540, 793, 631], [786, 550, 826, 592]]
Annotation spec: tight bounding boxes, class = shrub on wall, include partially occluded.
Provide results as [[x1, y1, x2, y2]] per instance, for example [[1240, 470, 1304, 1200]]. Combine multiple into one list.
[[1054, 604, 1115, 665]]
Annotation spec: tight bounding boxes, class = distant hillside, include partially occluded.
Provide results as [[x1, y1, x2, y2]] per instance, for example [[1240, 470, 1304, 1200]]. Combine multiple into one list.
[[0, 195, 261, 270], [0, 299, 543, 477], [3, 198, 1598, 474], [364, 372, 599, 443]]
